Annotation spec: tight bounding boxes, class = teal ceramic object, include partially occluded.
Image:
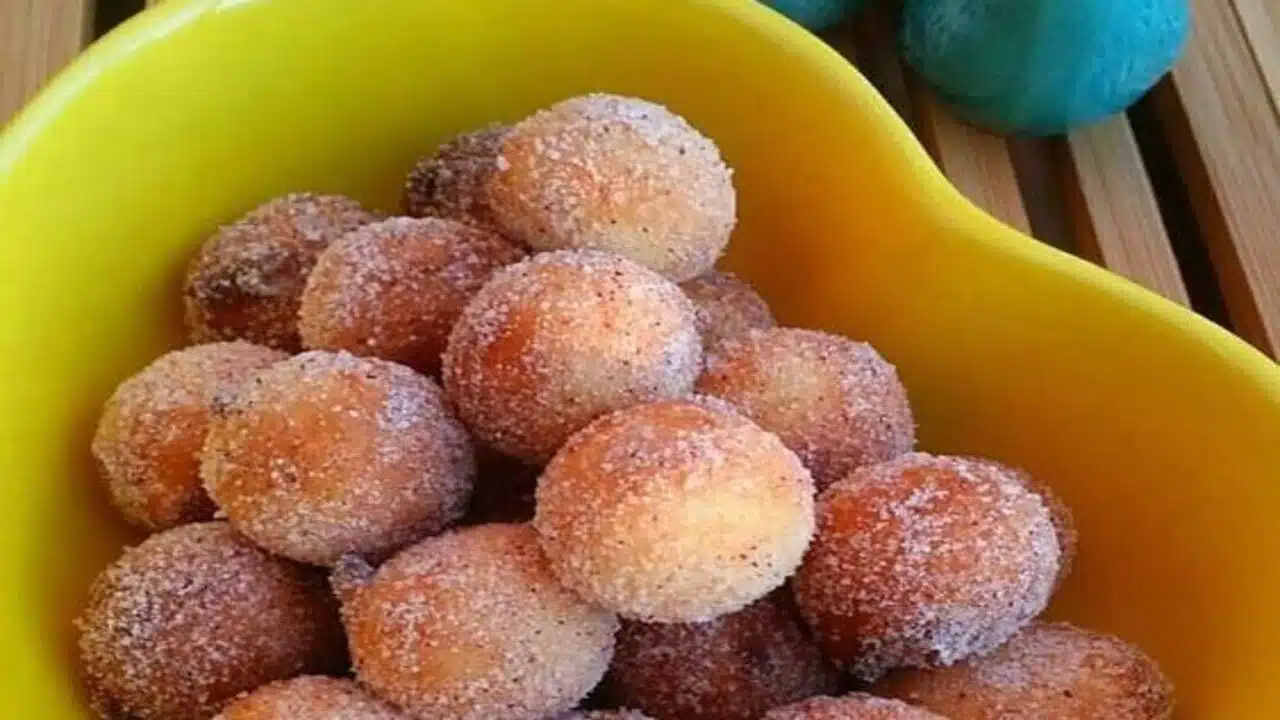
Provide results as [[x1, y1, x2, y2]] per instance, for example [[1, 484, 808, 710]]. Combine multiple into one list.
[[765, 0, 867, 30], [902, 0, 1191, 136]]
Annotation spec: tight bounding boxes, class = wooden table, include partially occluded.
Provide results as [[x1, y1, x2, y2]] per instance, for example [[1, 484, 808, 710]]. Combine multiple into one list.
[[4, 0, 1279, 358]]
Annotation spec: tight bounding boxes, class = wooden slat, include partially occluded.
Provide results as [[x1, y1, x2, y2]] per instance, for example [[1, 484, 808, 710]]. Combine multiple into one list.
[[0, 0, 94, 124], [1154, 0, 1280, 355], [1006, 138, 1074, 251], [908, 86, 1032, 234], [1063, 118, 1190, 305], [1231, 0, 1280, 117]]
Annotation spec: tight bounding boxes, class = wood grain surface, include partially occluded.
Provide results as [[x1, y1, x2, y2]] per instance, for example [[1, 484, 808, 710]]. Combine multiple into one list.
[[0, 0, 92, 124], [1155, 0, 1280, 355], [1064, 118, 1190, 305]]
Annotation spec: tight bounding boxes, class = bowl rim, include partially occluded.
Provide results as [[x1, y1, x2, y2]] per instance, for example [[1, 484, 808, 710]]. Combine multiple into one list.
[[2, 0, 1280, 715], [1, 0, 1277, 400]]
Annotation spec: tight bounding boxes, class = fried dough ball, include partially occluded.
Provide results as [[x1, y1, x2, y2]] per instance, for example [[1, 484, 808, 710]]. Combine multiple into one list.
[[184, 193, 379, 350], [961, 455, 1078, 589], [792, 453, 1061, 681], [697, 328, 915, 490], [77, 523, 345, 720], [299, 216, 525, 374], [91, 342, 286, 531], [604, 592, 835, 719], [443, 250, 702, 463], [534, 400, 816, 622], [215, 676, 407, 719], [403, 125, 511, 229], [873, 622, 1175, 719], [202, 351, 475, 566], [763, 694, 946, 719], [486, 93, 736, 281], [342, 523, 619, 720], [552, 707, 650, 712], [680, 270, 775, 347]]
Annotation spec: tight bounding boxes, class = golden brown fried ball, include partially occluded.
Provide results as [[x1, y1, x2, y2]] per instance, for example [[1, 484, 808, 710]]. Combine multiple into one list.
[[604, 592, 835, 719], [763, 694, 946, 719], [403, 125, 511, 229], [486, 93, 736, 281], [443, 250, 702, 463], [873, 622, 1175, 719], [299, 216, 524, 375], [792, 453, 1060, 681], [680, 270, 775, 347], [342, 523, 619, 720], [77, 522, 345, 720], [91, 342, 285, 531], [214, 676, 407, 719], [959, 455, 1078, 590], [184, 193, 379, 350], [550, 707, 650, 712], [534, 400, 816, 622], [202, 351, 475, 566], [697, 328, 915, 490]]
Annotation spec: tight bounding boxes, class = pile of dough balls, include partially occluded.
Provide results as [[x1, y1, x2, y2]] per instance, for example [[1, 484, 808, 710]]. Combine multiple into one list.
[[80, 93, 1173, 719]]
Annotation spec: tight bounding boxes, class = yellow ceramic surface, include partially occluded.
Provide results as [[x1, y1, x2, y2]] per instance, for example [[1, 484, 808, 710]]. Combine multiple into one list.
[[0, 0, 1276, 716]]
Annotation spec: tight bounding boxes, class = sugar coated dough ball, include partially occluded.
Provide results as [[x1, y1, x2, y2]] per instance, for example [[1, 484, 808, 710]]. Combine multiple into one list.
[[960, 455, 1078, 590], [605, 592, 834, 720], [299, 216, 525, 374], [403, 125, 511, 229], [487, 93, 736, 281], [763, 694, 946, 719], [214, 676, 407, 719], [202, 351, 475, 566], [443, 250, 702, 463], [77, 522, 345, 720], [680, 270, 775, 346], [698, 327, 916, 490], [184, 193, 379, 350], [534, 400, 816, 622], [555, 707, 655, 712], [792, 453, 1060, 680], [874, 622, 1175, 719], [342, 523, 619, 720], [1028, 477, 1077, 588], [91, 342, 286, 531]]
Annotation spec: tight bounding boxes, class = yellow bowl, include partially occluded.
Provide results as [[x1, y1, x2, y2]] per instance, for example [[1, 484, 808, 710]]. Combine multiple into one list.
[[1, 0, 1277, 716]]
